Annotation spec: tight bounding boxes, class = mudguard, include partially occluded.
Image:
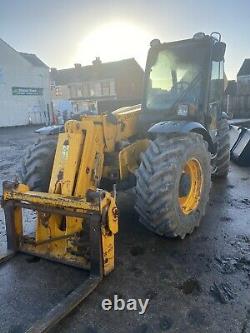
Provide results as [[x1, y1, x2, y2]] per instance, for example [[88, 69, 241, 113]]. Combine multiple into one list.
[[148, 121, 215, 153], [35, 125, 64, 135], [230, 125, 250, 166]]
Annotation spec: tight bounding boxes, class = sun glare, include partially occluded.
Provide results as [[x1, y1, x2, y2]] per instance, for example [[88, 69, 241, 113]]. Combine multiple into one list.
[[73, 22, 154, 68]]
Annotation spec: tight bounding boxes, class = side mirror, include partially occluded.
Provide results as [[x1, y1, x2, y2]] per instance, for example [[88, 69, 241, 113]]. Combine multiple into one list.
[[212, 42, 226, 62]]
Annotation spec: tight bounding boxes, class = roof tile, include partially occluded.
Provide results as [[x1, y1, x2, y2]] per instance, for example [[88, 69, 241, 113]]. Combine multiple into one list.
[[51, 58, 143, 85], [238, 59, 250, 76]]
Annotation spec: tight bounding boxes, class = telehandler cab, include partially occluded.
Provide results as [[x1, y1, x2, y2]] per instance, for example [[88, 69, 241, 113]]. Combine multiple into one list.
[[1, 32, 230, 332]]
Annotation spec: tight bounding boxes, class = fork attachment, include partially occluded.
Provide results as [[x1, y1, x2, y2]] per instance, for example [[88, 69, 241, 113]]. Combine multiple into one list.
[[1, 181, 118, 332]]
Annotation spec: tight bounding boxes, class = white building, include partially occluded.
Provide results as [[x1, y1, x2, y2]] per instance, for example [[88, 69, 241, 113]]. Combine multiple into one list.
[[0, 38, 51, 127]]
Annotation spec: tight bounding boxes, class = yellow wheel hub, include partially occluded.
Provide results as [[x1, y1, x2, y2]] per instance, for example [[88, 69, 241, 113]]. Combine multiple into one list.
[[178, 158, 203, 215]]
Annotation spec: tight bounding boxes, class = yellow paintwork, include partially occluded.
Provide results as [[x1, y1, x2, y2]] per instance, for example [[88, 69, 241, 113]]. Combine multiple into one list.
[[2, 105, 148, 276], [3, 185, 118, 274], [178, 158, 203, 215], [100, 192, 118, 274], [3, 190, 100, 211], [119, 139, 150, 179]]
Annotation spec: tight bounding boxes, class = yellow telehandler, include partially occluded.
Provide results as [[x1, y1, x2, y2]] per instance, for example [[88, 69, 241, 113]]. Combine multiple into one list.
[[1, 32, 230, 332]]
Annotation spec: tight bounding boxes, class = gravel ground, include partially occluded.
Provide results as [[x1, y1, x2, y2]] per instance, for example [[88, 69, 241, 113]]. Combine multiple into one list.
[[0, 126, 250, 333]]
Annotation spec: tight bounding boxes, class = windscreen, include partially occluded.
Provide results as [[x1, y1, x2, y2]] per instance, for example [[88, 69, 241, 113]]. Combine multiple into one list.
[[146, 42, 208, 111]]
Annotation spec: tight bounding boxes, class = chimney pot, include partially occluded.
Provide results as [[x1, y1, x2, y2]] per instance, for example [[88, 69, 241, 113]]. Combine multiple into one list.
[[92, 57, 102, 66], [74, 63, 82, 69], [50, 67, 57, 73]]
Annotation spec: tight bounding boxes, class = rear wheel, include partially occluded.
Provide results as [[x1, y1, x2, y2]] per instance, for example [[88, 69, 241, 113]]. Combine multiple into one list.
[[213, 118, 230, 178], [135, 133, 211, 239], [19, 136, 57, 191]]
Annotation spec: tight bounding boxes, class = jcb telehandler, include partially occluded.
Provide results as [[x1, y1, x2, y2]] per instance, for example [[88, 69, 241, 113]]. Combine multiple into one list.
[[1, 32, 230, 332]]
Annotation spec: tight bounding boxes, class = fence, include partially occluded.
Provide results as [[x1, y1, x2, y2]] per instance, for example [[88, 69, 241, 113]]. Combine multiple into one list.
[[224, 95, 250, 118]]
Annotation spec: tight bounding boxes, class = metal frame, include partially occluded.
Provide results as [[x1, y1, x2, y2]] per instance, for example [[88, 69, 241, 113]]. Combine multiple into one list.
[[25, 214, 103, 333], [1, 182, 105, 333]]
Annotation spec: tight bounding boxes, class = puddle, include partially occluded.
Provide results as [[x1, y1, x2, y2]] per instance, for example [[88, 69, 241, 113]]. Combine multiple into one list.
[[178, 278, 202, 295]]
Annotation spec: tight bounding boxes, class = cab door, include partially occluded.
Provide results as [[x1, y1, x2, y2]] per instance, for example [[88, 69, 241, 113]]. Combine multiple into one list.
[[207, 60, 224, 141]]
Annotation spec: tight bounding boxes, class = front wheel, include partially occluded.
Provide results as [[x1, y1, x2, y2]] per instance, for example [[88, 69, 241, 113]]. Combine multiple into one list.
[[135, 133, 211, 239], [19, 135, 57, 191]]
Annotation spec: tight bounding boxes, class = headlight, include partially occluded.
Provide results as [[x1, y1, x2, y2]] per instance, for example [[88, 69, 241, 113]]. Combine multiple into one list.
[[177, 104, 189, 116]]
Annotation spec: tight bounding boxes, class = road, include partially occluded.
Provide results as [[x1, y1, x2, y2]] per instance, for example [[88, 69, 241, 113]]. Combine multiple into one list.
[[0, 126, 249, 333]]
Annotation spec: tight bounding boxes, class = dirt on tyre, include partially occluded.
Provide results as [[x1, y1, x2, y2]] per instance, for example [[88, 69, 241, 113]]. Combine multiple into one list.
[[213, 118, 230, 178], [19, 135, 57, 191], [135, 133, 211, 239]]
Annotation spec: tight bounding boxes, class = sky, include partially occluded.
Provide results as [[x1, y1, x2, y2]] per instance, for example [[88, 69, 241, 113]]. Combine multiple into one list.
[[0, 0, 250, 79]]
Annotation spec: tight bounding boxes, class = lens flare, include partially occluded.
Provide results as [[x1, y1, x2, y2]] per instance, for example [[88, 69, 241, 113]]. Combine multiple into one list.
[[73, 21, 155, 67]]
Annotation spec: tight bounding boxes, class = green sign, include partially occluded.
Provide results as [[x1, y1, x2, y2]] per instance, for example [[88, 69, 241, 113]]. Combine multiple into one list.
[[12, 87, 43, 96]]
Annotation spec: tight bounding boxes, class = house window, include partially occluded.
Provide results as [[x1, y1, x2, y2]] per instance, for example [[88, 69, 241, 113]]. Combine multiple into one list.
[[102, 81, 110, 96], [89, 82, 95, 97], [101, 80, 116, 96], [77, 87, 82, 97], [110, 80, 116, 96], [50, 81, 56, 90], [72, 85, 80, 98], [55, 86, 62, 96], [68, 85, 73, 98], [209, 61, 224, 102], [82, 83, 89, 97], [95, 82, 102, 96]]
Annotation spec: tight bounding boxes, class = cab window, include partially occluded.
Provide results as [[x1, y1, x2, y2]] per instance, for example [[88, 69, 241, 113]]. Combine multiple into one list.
[[209, 61, 224, 102]]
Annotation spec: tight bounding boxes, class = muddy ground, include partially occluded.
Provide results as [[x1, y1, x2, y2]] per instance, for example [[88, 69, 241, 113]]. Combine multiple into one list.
[[0, 126, 249, 333]]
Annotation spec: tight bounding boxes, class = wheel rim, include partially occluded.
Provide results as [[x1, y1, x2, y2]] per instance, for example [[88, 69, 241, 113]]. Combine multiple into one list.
[[178, 158, 203, 215]]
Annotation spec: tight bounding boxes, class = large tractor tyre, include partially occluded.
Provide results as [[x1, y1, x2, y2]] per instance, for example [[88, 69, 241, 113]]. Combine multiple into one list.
[[213, 118, 230, 178], [135, 133, 211, 239], [19, 136, 57, 191]]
